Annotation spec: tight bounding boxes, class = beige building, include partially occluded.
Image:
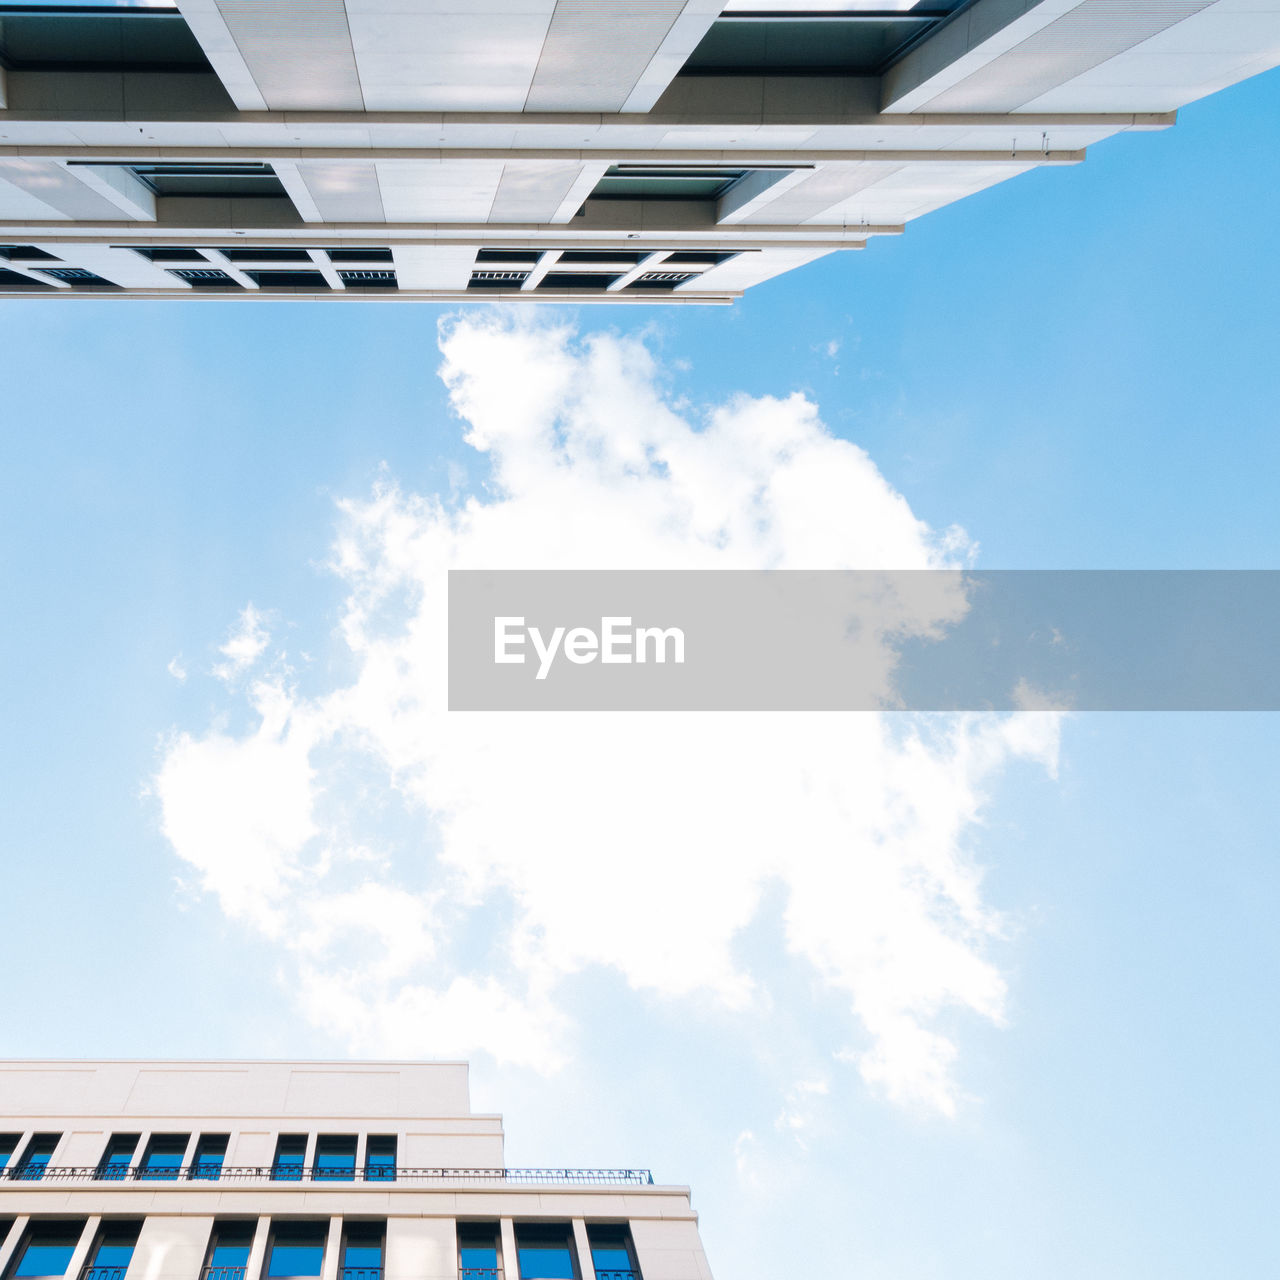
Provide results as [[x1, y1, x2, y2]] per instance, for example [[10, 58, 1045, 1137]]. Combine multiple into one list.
[[0, 1061, 713, 1280], [1, 0, 1278, 303]]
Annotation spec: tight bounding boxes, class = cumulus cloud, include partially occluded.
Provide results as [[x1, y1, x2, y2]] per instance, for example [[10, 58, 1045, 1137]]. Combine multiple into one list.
[[213, 604, 270, 683], [154, 314, 1058, 1113]]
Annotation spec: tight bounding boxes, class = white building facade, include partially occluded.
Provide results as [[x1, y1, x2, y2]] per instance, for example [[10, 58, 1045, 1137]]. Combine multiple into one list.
[[0, 0, 1278, 303], [0, 1061, 713, 1280]]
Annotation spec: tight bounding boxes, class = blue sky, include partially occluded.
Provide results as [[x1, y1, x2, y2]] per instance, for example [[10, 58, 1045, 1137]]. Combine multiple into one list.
[[3, 66, 1279, 1280]]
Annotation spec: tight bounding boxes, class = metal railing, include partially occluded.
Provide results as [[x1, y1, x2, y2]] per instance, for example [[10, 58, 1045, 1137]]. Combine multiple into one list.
[[595, 1272, 639, 1280], [200, 1267, 247, 1280], [340, 1268, 383, 1280], [80, 1267, 128, 1280], [458, 1270, 500, 1280], [4, 1166, 654, 1186]]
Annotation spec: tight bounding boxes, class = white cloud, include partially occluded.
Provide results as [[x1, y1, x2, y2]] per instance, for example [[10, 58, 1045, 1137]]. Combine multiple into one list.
[[167, 656, 187, 682], [155, 314, 1058, 1114], [776, 1077, 830, 1148], [213, 604, 270, 683]]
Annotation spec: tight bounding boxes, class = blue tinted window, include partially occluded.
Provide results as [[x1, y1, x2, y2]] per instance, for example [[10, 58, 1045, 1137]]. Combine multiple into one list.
[[15, 1249, 75, 1280], [16, 1245, 76, 1276], [140, 1135, 187, 1181], [15, 1234, 83, 1280], [210, 1222, 255, 1270], [13, 1134, 60, 1181], [268, 1226, 326, 1277], [191, 1135, 227, 1181], [268, 1247, 323, 1277], [99, 1155, 132, 1181], [92, 1245, 135, 1269], [313, 1137, 355, 1181], [364, 1137, 395, 1182], [458, 1248, 496, 1269], [590, 1249, 631, 1271], [0, 1135, 19, 1168], [342, 1247, 380, 1269], [517, 1247, 574, 1279], [271, 1136, 306, 1182]]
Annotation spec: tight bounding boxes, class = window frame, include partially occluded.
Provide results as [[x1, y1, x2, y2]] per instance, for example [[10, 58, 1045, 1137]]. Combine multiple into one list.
[[9, 1134, 61, 1182], [5, 1219, 87, 1279], [456, 1222, 502, 1280], [263, 1222, 329, 1280]]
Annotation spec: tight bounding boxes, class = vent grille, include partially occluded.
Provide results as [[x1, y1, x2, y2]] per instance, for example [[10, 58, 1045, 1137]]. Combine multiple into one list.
[[338, 269, 397, 286], [38, 267, 115, 285], [470, 270, 529, 286], [168, 268, 240, 286]]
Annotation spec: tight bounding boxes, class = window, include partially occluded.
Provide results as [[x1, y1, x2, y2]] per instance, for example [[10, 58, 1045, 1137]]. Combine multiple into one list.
[[271, 1135, 306, 1182], [9, 1222, 85, 1277], [0, 246, 59, 261], [83, 1222, 141, 1280], [190, 1135, 229, 1179], [363, 1136, 396, 1182], [203, 1221, 255, 1280], [10, 1134, 60, 1181], [218, 248, 312, 262], [70, 164, 286, 199], [456, 1224, 501, 1280], [586, 1227, 639, 1280], [0, 1136, 19, 1170], [266, 1224, 327, 1279], [339, 1222, 383, 1280], [514, 1225, 576, 1280], [0, 5, 210, 71], [537, 273, 621, 291], [0, 268, 55, 290], [664, 251, 740, 265], [474, 249, 539, 264], [327, 249, 393, 263], [681, 4, 966, 75], [128, 247, 207, 262], [312, 1137, 356, 1182], [138, 1134, 188, 1181], [557, 251, 648, 265], [243, 271, 328, 289], [96, 1136, 139, 1182], [592, 167, 746, 201]]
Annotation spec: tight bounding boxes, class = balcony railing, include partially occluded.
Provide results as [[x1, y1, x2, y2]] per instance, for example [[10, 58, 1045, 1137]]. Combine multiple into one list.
[[340, 1268, 382, 1280], [80, 1267, 128, 1280], [3, 1166, 654, 1186], [458, 1270, 499, 1280], [200, 1267, 247, 1280], [595, 1272, 639, 1280]]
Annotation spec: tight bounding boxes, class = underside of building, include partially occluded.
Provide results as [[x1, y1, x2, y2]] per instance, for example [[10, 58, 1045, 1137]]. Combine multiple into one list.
[[0, 0, 1277, 302]]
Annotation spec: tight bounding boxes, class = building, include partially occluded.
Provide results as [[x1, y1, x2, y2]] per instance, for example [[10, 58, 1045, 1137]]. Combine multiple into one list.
[[0, 1060, 714, 1280], [0, 0, 1278, 303]]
